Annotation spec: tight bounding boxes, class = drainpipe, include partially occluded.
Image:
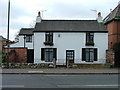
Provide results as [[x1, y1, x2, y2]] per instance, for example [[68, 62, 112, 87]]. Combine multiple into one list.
[[116, 21, 118, 42], [24, 35, 26, 48]]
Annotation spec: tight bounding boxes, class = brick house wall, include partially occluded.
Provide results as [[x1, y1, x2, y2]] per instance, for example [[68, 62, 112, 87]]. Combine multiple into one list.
[[106, 49, 114, 65], [4, 48, 27, 63], [107, 21, 120, 49]]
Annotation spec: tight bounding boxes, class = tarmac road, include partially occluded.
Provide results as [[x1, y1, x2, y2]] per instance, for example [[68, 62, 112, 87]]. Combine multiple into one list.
[[2, 74, 119, 88]]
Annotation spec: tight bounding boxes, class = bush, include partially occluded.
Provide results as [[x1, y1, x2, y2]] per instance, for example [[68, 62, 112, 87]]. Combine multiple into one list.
[[2, 54, 7, 63]]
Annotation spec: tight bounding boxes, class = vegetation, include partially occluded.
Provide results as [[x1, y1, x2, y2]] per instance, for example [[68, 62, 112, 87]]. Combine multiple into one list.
[[0, 50, 2, 63], [0, 50, 7, 63], [2, 54, 6, 63]]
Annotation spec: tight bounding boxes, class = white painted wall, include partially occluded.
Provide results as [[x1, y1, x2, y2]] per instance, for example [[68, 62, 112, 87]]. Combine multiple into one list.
[[34, 32, 108, 65], [10, 35, 34, 49]]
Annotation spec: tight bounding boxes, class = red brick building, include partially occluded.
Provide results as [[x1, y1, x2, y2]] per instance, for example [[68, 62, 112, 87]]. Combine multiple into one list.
[[104, 3, 120, 49], [104, 3, 120, 67]]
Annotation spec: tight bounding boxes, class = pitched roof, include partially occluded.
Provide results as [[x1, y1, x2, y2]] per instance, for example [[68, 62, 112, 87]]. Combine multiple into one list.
[[19, 28, 34, 35], [35, 20, 107, 32], [104, 4, 120, 24], [0, 36, 7, 41]]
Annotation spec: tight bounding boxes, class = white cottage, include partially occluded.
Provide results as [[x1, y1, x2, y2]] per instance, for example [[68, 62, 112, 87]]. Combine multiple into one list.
[[10, 12, 108, 65]]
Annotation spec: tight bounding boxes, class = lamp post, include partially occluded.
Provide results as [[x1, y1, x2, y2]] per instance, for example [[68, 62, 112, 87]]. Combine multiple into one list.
[[7, 0, 10, 68], [7, 0, 10, 46]]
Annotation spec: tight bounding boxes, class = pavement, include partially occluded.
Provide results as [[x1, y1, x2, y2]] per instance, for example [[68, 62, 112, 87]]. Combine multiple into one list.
[[1, 68, 119, 75]]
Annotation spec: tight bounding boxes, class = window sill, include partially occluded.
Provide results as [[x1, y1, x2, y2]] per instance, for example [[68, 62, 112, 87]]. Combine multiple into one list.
[[82, 60, 94, 62], [85, 42, 94, 46], [85, 61, 94, 62], [26, 42, 32, 43], [43, 41, 54, 46]]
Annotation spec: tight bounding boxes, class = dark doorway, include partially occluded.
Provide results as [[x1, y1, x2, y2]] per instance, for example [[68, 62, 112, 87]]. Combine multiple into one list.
[[27, 49, 34, 63], [114, 51, 120, 67], [66, 50, 74, 66]]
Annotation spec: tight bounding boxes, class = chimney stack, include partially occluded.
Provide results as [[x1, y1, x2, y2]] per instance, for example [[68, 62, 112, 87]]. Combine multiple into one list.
[[36, 11, 41, 23], [97, 12, 103, 23]]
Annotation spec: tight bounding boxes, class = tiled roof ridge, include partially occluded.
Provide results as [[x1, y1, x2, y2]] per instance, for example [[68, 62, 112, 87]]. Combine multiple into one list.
[[103, 4, 120, 24], [107, 4, 119, 17], [114, 4, 120, 18]]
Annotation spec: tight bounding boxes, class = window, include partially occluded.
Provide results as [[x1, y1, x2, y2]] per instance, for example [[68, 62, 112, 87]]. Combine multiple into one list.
[[45, 32, 53, 42], [44, 32, 53, 46], [82, 48, 97, 62], [41, 48, 57, 62], [86, 32, 94, 46], [26, 35, 32, 42]]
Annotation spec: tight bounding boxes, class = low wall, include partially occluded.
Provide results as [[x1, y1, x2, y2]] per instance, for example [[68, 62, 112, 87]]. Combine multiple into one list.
[[3, 47, 27, 63], [106, 49, 114, 65]]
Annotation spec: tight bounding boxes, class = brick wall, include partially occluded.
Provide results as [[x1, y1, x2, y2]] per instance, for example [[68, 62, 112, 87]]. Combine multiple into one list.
[[107, 21, 120, 49], [106, 49, 114, 65], [4, 48, 27, 63]]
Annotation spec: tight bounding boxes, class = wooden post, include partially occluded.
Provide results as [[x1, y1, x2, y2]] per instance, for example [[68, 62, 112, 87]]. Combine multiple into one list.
[[53, 58, 56, 68]]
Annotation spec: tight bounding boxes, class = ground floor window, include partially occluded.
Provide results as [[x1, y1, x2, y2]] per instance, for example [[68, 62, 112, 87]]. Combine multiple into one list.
[[82, 48, 97, 62], [41, 48, 57, 62]]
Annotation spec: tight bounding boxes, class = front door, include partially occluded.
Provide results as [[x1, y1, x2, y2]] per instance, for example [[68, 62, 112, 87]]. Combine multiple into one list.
[[66, 50, 74, 66], [114, 51, 120, 67], [27, 49, 34, 63]]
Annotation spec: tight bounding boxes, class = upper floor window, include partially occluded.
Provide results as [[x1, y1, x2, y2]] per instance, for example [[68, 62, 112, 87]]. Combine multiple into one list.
[[86, 32, 94, 46], [44, 32, 53, 46], [26, 35, 32, 42], [45, 32, 53, 42]]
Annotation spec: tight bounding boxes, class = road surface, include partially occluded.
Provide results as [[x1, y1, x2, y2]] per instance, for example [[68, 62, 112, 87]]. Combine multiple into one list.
[[1, 74, 119, 89]]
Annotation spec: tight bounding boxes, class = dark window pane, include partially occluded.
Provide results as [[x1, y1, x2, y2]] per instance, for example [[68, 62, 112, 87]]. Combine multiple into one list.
[[82, 48, 86, 61], [53, 48, 57, 60], [45, 32, 53, 42], [86, 32, 94, 43], [41, 48, 45, 61], [82, 48, 97, 62], [94, 48, 97, 61], [26, 35, 32, 42], [41, 48, 56, 62]]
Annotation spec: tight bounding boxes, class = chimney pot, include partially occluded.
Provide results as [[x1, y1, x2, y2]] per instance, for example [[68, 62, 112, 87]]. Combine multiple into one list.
[[38, 11, 41, 17], [36, 11, 41, 23], [97, 12, 103, 23], [98, 12, 101, 17]]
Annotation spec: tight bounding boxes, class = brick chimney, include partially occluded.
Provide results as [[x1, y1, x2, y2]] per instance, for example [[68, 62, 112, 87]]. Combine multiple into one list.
[[97, 12, 103, 23], [36, 11, 41, 23]]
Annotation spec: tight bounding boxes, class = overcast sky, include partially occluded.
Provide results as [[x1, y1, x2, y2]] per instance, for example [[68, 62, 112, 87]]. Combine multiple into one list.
[[0, 0, 119, 40]]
